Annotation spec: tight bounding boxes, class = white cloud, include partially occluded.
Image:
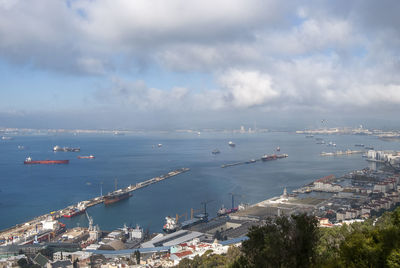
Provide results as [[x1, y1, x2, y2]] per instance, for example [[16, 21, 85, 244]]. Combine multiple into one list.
[[0, 0, 18, 9], [218, 69, 278, 107], [97, 77, 191, 111], [1, 0, 400, 124]]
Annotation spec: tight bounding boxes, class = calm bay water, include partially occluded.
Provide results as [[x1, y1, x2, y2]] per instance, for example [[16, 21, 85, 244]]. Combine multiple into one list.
[[1, 132, 399, 232]]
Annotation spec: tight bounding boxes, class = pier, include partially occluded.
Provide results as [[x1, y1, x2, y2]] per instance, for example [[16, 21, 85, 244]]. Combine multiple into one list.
[[0, 168, 190, 242], [221, 159, 259, 168], [221, 154, 288, 168]]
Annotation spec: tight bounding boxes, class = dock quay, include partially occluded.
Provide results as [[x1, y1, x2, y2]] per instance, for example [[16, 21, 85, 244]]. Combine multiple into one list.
[[221, 159, 259, 168], [221, 154, 288, 168], [320, 150, 363, 156], [0, 168, 190, 243]]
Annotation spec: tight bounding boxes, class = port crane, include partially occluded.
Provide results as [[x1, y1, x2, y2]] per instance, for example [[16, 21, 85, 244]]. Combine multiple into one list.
[[86, 211, 94, 231], [200, 200, 213, 218], [190, 200, 213, 219], [175, 212, 188, 223], [190, 208, 201, 219], [229, 193, 242, 210]]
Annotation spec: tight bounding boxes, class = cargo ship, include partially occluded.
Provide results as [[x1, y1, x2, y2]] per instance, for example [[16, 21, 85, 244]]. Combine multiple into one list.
[[261, 154, 277, 161], [163, 216, 179, 233], [77, 155, 95, 159], [217, 205, 238, 216], [163, 214, 208, 233], [104, 190, 132, 205], [181, 214, 208, 229], [261, 154, 288, 161], [24, 157, 69, 165], [6, 217, 66, 246], [63, 202, 86, 218], [53, 145, 80, 152]]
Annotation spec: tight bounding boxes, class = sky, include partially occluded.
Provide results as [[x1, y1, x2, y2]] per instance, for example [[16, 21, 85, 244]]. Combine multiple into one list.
[[1, 0, 400, 130]]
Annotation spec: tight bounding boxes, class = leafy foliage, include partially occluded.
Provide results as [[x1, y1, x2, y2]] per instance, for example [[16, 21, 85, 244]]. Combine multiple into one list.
[[233, 213, 318, 268], [17, 258, 41, 268], [174, 208, 400, 267], [177, 249, 227, 268], [176, 246, 241, 268], [316, 207, 400, 268]]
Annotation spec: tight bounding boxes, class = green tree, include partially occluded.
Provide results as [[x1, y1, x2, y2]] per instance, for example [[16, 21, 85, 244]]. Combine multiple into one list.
[[177, 250, 227, 268], [339, 231, 379, 267], [387, 248, 400, 268], [214, 230, 223, 240], [234, 213, 318, 268], [225, 246, 241, 266], [178, 258, 194, 268], [17, 258, 28, 268], [134, 250, 140, 264]]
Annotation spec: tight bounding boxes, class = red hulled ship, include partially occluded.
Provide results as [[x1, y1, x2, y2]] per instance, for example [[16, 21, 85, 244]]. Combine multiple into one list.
[[63, 202, 86, 218], [24, 157, 69, 164]]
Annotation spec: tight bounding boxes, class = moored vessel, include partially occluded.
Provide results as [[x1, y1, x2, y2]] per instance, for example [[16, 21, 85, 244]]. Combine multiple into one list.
[[217, 205, 238, 216], [24, 157, 69, 165], [104, 190, 132, 205], [261, 154, 288, 161], [261, 154, 277, 161], [63, 202, 86, 218], [163, 216, 179, 233]]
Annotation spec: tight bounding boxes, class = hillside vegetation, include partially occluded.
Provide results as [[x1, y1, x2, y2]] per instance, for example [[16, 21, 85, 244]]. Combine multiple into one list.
[[177, 207, 400, 268]]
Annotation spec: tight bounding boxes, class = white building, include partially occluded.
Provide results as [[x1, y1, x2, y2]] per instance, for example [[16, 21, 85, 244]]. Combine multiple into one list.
[[170, 239, 229, 266]]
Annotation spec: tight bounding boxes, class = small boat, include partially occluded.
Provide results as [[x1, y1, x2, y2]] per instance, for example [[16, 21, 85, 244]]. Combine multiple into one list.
[[212, 149, 220, 154], [77, 155, 95, 159], [276, 146, 280, 151], [158, 144, 163, 147], [228, 141, 236, 147]]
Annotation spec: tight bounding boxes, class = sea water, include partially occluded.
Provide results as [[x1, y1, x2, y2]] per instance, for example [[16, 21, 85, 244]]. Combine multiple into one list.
[[0, 132, 399, 232]]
